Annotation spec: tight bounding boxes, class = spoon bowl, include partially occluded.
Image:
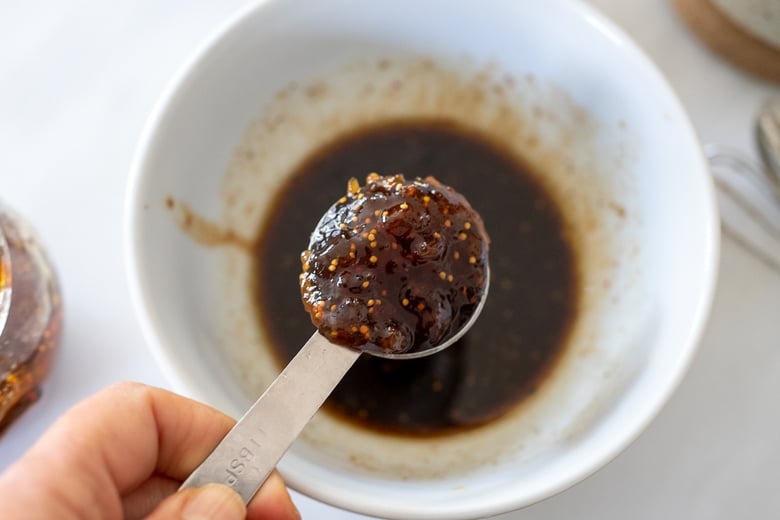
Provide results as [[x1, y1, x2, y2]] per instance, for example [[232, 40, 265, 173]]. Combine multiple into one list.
[[370, 265, 490, 360]]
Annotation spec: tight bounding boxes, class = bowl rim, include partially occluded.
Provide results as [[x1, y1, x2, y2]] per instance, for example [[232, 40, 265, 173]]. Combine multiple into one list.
[[124, 0, 721, 517]]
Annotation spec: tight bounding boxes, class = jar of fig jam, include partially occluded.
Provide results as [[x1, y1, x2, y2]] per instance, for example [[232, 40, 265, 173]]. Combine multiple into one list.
[[0, 203, 62, 435]]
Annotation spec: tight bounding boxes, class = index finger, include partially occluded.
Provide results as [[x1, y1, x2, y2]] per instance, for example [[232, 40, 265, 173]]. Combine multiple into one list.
[[67, 382, 237, 489]]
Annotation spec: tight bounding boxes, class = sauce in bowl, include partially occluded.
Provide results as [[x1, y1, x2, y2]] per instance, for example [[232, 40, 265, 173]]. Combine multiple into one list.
[[254, 119, 578, 436]]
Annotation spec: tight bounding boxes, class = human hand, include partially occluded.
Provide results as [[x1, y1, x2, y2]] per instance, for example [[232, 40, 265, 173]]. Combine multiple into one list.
[[0, 382, 300, 519]]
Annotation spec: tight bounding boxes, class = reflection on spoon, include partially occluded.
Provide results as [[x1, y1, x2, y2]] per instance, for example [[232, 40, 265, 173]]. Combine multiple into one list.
[[180, 174, 490, 503]]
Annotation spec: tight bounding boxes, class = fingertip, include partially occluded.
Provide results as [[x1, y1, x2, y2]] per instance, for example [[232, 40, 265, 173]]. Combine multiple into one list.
[[248, 471, 300, 520], [182, 483, 245, 520], [147, 483, 245, 520]]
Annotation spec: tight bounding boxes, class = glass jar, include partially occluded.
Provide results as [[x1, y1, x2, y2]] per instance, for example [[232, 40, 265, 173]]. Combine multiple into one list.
[[0, 203, 62, 435]]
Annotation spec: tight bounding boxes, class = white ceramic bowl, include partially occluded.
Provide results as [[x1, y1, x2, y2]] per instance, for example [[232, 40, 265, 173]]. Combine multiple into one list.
[[125, 0, 719, 518]]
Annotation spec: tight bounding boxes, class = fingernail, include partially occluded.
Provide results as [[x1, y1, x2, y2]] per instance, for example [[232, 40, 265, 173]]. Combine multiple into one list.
[[182, 483, 245, 520]]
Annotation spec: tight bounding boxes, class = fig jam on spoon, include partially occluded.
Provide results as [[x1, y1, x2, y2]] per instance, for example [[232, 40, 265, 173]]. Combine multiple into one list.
[[301, 173, 489, 357]]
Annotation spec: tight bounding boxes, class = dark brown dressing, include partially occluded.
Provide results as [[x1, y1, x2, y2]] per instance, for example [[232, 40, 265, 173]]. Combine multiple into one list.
[[253, 119, 578, 436]]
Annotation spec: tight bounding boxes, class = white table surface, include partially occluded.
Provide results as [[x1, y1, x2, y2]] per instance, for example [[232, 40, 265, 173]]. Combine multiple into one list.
[[1, 1, 779, 518]]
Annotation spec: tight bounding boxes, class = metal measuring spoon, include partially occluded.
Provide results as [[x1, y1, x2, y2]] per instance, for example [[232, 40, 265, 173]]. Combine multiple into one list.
[[180, 176, 490, 503], [180, 275, 489, 502]]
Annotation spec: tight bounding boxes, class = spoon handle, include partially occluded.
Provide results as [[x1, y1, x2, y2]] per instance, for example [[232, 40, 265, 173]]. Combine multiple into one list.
[[180, 332, 360, 503]]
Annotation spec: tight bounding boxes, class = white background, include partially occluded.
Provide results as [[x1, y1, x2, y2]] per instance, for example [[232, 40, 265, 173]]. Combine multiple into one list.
[[1, 1, 779, 518]]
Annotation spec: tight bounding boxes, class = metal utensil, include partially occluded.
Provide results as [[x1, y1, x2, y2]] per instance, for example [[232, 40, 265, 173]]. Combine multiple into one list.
[[757, 98, 780, 189], [180, 268, 490, 503], [705, 98, 780, 274]]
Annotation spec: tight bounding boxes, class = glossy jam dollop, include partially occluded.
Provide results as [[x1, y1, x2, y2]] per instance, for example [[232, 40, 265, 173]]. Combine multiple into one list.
[[299, 173, 488, 355]]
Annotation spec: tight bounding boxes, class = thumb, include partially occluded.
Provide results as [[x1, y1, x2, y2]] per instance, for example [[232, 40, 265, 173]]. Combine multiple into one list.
[[146, 483, 246, 520]]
